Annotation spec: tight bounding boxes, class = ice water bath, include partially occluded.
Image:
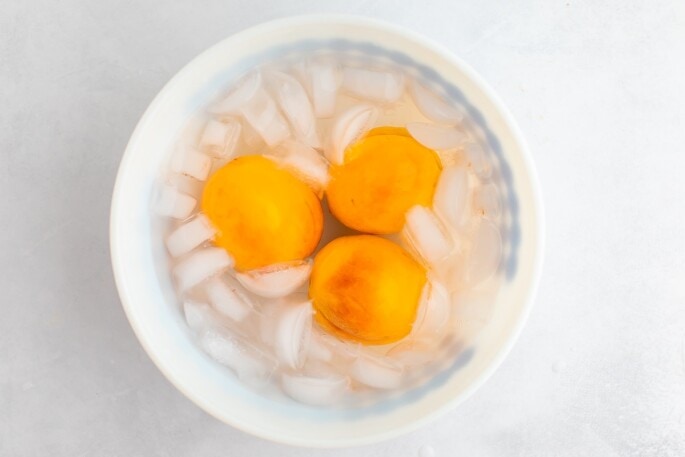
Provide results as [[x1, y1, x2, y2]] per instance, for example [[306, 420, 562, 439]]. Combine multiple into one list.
[[152, 52, 505, 406]]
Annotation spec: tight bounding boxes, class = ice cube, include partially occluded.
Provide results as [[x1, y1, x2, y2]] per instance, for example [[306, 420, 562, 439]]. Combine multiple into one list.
[[452, 289, 495, 340], [436, 149, 466, 168], [166, 173, 204, 200], [235, 260, 312, 298], [406, 122, 468, 151], [205, 276, 253, 322], [200, 328, 277, 384], [431, 250, 467, 294], [198, 118, 242, 159], [350, 354, 404, 389], [165, 214, 215, 258], [153, 184, 196, 219], [472, 183, 501, 220], [433, 166, 469, 230], [411, 276, 450, 341], [173, 247, 234, 291], [302, 358, 346, 378], [208, 72, 262, 115], [183, 300, 215, 333], [170, 147, 212, 181], [327, 104, 378, 165], [402, 205, 454, 266], [303, 61, 342, 118], [327, 337, 362, 364], [240, 88, 290, 148], [267, 141, 329, 194], [308, 326, 361, 366], [342, 67, 404, 103], [281, 372, 349, 406], [307, 328, 336, 362], [210, 71, 290, 147], [257, 304, 278, 348], [409, 79, 464, 125], [464, 142, 492, 179], [386, 340, 435, 367], [274, 301, 313, 369], [466, 220, 502, 284], [269, 71, 321, 148], [239, 119, 265, 149]]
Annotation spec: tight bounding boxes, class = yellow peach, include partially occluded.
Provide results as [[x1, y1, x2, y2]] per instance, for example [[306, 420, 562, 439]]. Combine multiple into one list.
[[326, 127, 442, 234], [201, 155, 323, 271], [309, 235, 427, 345]]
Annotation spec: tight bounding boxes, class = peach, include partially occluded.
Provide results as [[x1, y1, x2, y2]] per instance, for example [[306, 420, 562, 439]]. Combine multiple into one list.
[[202, 155, 323, 271], [326, 127, 442, 234], [309, 235, 427, 345]]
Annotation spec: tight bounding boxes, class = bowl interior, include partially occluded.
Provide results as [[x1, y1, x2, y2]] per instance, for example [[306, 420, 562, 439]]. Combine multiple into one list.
[[110, 15, 543, 447]]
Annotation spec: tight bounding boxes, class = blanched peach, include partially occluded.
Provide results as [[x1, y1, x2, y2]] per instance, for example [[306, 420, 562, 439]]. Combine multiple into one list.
[[326, 127, 442, 234], [201, 155, 323, 271], [309, 235, 427, 345]]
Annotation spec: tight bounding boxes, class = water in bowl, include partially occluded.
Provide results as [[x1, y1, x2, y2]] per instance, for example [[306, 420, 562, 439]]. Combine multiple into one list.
[[151, 52, 504, 407]]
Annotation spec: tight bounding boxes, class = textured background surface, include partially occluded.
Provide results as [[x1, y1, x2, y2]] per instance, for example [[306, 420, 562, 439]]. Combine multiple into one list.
[[2, 1, 685, 456]]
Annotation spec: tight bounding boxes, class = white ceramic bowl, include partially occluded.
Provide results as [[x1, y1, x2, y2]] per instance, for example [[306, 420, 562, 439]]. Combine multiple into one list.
[[110, 15, 544, 448]]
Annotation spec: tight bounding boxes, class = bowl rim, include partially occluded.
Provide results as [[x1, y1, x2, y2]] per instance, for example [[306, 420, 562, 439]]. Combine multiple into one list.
[[110, 13, 545, 448]]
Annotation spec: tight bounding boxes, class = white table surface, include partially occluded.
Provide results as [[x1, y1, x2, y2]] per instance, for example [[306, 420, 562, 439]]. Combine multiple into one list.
[[2, 1, 685, 455]]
